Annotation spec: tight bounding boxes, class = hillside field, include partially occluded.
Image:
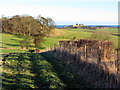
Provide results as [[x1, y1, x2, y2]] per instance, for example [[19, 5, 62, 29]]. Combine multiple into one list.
[[1, 28, 119, 54]]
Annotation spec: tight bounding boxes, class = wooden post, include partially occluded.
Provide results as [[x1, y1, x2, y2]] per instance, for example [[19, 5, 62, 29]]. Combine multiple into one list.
[[98, 46, 101, 63], [84, 44, 87, 60]]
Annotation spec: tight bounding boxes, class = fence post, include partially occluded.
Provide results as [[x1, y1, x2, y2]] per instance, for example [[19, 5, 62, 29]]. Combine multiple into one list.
[[84, 44, 87, 61]]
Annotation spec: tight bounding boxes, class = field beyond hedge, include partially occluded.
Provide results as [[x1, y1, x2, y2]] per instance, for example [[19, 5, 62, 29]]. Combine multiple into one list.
[[0, 28, 119, 53]]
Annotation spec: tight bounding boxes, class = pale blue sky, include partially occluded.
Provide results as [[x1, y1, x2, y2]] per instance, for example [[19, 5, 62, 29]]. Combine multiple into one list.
[[0, 0, 119, 25]]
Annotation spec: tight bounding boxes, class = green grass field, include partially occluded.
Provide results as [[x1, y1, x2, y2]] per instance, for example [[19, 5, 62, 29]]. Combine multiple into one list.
[[1, 28, 119, 53], [70, 28, 118, 33], [1, 28, 119, 88]]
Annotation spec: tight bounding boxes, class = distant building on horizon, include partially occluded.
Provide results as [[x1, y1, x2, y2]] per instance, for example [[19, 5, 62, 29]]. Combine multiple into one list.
[[63, 24, 118, 29], [72, 24, 84, 28]]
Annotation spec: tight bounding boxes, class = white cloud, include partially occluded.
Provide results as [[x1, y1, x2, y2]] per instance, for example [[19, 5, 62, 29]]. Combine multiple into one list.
[[0, 4, 117, 24]]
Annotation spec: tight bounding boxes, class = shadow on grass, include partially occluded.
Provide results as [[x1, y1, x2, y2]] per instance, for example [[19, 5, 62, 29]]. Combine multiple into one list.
[[2, 53, 34, 89], [2, 52, 120, 88], [3, 43, 21, 47], [41, 51, 120, 88], [3, 43, 35, 48], [2, 72, 34, 89]]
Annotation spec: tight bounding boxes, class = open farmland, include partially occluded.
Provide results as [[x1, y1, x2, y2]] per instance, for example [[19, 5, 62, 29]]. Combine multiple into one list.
[[1, 28, 119, 54]]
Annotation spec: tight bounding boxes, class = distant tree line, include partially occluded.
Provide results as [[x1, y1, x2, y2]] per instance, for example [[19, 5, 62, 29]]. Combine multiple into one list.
[[2, 15, 55, 49]]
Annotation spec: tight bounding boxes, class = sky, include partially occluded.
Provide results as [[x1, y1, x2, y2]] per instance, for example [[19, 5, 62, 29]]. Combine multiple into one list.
[[0, 0, 119, 25]]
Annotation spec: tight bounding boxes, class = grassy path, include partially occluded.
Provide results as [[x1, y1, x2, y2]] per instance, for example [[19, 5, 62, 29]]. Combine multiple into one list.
[[41, 52, 90, 88], [2, 53, 66, 89], [2, 51, 94, 89], [29, 53, 66, 88], [2, 53, 35, 88]]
